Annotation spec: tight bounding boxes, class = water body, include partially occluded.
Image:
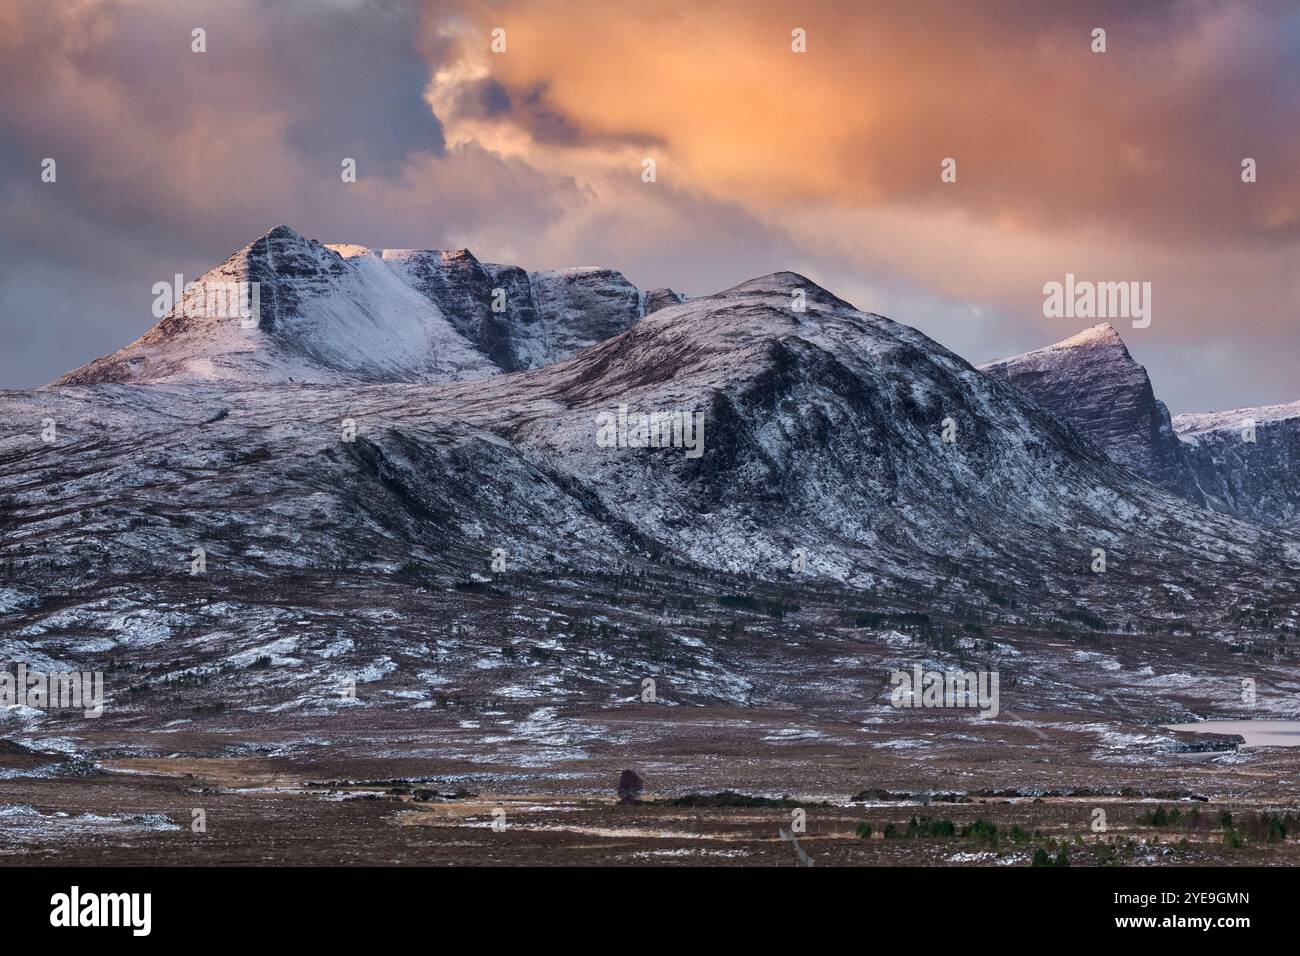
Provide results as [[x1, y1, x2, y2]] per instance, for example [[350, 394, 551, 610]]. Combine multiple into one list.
[[1164, 720, 1300, 748]]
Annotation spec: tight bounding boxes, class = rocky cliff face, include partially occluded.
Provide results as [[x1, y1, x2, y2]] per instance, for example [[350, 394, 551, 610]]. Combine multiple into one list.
[[1175, 402, 1300, 528], [384, 250, 643, 372], [980, 324, 1205, 504], [520, 267, 644, 370]]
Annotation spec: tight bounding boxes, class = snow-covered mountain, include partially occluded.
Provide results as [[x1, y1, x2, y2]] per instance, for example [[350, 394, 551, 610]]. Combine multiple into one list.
[[983, 324, 1299, 528], [54, 225, 644, 385], [10, 271, 1297, 638], [445, 274, 1293, 625], [1175, 401, 1300, 528], [980, 324, 1204, 504], [54, 226, 494, 386]]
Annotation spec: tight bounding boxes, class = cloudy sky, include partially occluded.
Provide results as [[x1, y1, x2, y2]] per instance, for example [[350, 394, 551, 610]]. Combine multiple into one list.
[[1, 0, 1297, 412]]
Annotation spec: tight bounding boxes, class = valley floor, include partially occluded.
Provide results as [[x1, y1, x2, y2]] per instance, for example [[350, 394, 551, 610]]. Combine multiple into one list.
[[3, 704, 1299, 866], [3, 572, 1298, 866]]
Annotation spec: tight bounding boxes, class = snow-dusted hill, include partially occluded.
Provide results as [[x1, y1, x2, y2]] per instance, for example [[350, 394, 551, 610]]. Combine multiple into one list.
[[430, 274, 1294, 620], [54, 225, 645, 385]]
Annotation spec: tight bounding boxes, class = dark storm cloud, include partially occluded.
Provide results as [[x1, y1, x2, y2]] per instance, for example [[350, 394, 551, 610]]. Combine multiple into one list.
[[450, 77, 663, 149]]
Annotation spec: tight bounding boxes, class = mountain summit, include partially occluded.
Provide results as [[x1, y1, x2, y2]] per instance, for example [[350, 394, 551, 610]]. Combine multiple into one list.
[[55, 225, 495, 386]]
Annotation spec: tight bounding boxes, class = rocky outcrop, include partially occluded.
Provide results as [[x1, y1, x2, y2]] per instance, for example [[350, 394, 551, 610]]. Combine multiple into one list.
[[980, 324, 1205, 504], [643, 287, 686, 315]]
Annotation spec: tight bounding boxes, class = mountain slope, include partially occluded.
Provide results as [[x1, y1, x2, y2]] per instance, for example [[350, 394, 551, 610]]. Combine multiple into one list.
[[980, 324, 1204, 503]]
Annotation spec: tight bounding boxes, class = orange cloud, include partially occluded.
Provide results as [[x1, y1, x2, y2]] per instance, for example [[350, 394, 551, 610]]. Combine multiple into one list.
[[427, 0, 1300, 242], [413, 0, 1300, 414]]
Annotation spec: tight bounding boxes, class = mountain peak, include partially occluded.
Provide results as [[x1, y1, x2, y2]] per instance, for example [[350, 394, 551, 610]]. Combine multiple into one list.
[[1059, 322, 1125, 349], [52, 225, 654, 385], [716, 272, 855, 312], [721, 271, 815, 294], [987, 323, 1129, 368], [231, 224, 318, 265], [259, 224, 308, 244], [643, 287, 686, 315]]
